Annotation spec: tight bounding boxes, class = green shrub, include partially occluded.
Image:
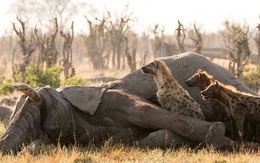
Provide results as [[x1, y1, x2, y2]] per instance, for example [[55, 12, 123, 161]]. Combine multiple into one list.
[[0, 78, 14, 95], [26, 65, 63, 88], [63, 76, 89, 86], [73, 155, 94, 163], [243, 66, 260, 92]]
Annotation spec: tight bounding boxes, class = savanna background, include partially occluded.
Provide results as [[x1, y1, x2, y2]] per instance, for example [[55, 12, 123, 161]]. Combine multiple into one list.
[[0, 0, 260, 162]]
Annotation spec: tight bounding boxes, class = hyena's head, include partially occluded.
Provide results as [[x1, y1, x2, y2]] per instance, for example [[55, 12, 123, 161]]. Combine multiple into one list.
[[185, 69, 214, 91], [141, 60, 163, 75], [200, 80, 221, 100]]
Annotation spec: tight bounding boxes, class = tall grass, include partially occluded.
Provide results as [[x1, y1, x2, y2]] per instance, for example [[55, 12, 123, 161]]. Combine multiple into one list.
[[0, 139, 260, 162], [0, 119, 260, 162]]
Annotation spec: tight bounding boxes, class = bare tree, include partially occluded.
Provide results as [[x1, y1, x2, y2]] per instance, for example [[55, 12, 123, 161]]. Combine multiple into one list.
[[60, 21, 74, 79], [35, 18, 59, 69], [254, 19, 260, 65], [11, 0, 87, 31], [47, 18, 59, 68], [152, 24, 165, 58], [34, 26, 47, 65], [189, 23, 203, 54], [13, 16, 36, 82], [223, 21, 251, 79], [125, 32, 137, 72], [12, 49, 18, 82], [152, 24, 176, 58], [140, 32, 150, 67], [82, 16, 107, 70], [82, 6, 135, 70], [0, 33, 16, 62], [106, 8, 134, 69], [176, 20, 186, 53]]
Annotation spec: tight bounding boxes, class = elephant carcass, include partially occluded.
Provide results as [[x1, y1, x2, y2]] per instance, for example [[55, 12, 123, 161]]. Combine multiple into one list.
[[0, 52, 250, 154], [0, 82, 225, 154], [116, 52, 257, 121]]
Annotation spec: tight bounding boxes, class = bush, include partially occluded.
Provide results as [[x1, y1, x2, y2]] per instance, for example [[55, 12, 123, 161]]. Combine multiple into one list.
[[26, 65, 63, 88], [243, 66, 260, 92], [0, 78, 14, 95], [63, 76, 89, 86], [0, 66, 95, 95]]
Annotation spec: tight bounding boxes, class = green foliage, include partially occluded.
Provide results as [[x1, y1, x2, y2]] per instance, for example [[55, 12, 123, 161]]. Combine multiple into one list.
[[26, 65, 63, 88], [73, 156, 94, 163], [243, 66, 260, 92], [63, 76, 90, 86], [12, 65, 22, 82], [0, 78, 14, 95]]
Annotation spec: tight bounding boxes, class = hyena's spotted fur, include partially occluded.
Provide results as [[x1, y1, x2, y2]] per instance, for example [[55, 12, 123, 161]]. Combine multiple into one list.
[[141, 60, 205, 120], [185, 70, 236, 138], [185, 70, 230, 121], [201, 81, 260, 141]]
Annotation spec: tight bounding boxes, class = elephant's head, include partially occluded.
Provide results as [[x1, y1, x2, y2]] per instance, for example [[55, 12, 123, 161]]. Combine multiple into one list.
[[0, 82, 106, 154], [0, 83, 44, 154]]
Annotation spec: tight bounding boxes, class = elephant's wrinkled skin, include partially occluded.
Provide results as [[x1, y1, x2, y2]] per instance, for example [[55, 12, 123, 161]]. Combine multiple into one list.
[[0, 52, 256, 154]]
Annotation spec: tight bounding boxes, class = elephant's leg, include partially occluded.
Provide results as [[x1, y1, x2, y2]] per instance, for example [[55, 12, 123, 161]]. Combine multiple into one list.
[[138, 129, 196, 149], [128, 105, 226, 146]]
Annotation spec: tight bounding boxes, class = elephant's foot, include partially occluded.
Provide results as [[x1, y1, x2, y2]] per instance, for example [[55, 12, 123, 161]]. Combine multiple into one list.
[[217, 137, 236, 150], [138, 130, 192, 149], [207, 125, 260, 151], [217, 138, 260, 151], [205, 122, 226, 147]]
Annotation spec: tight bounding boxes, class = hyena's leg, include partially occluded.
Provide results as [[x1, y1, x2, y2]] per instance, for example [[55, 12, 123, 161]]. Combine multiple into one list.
[[233, 116, 245, 142], [246, 123, 260, 142], [228, 116, 240, 140]]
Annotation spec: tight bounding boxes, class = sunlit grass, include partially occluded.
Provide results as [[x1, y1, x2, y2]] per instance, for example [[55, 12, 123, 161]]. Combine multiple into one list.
[[0, 121, 260, 162], [0, 137, 260, 162]]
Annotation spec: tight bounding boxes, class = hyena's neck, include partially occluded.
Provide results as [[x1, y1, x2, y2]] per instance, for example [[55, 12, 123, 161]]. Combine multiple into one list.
[[199, 85, 208, 91], [154, 69, 179, 89], [216, 87, 232, 107], [200, 79, 212, 91]]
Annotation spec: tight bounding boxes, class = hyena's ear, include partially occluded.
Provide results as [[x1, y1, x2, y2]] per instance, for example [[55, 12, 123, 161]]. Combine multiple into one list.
[[154, 60, 159, 68], [215, 80, 220, 89], [197, 69, 202, 77]]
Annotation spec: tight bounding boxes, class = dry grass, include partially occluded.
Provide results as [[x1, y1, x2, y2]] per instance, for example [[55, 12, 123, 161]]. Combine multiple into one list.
[[0, 121, 259, 163], [0, 142, 260, 163], [1, 117, 259, 162]]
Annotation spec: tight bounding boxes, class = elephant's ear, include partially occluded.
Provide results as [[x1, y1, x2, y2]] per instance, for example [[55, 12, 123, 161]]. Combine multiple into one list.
[[58, 86, 106, 115]]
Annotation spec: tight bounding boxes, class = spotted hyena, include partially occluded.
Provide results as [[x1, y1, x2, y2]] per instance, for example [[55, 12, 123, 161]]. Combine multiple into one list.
[[201, 80, 260, 141], [185, 70, 230, 121], [185, 70, 235, 138], [141, 60, 205, 120]]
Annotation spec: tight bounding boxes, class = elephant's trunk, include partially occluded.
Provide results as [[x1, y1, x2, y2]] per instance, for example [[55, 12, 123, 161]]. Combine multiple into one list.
[[0, 129, 27, 154], [0, 100, 42, 154]]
